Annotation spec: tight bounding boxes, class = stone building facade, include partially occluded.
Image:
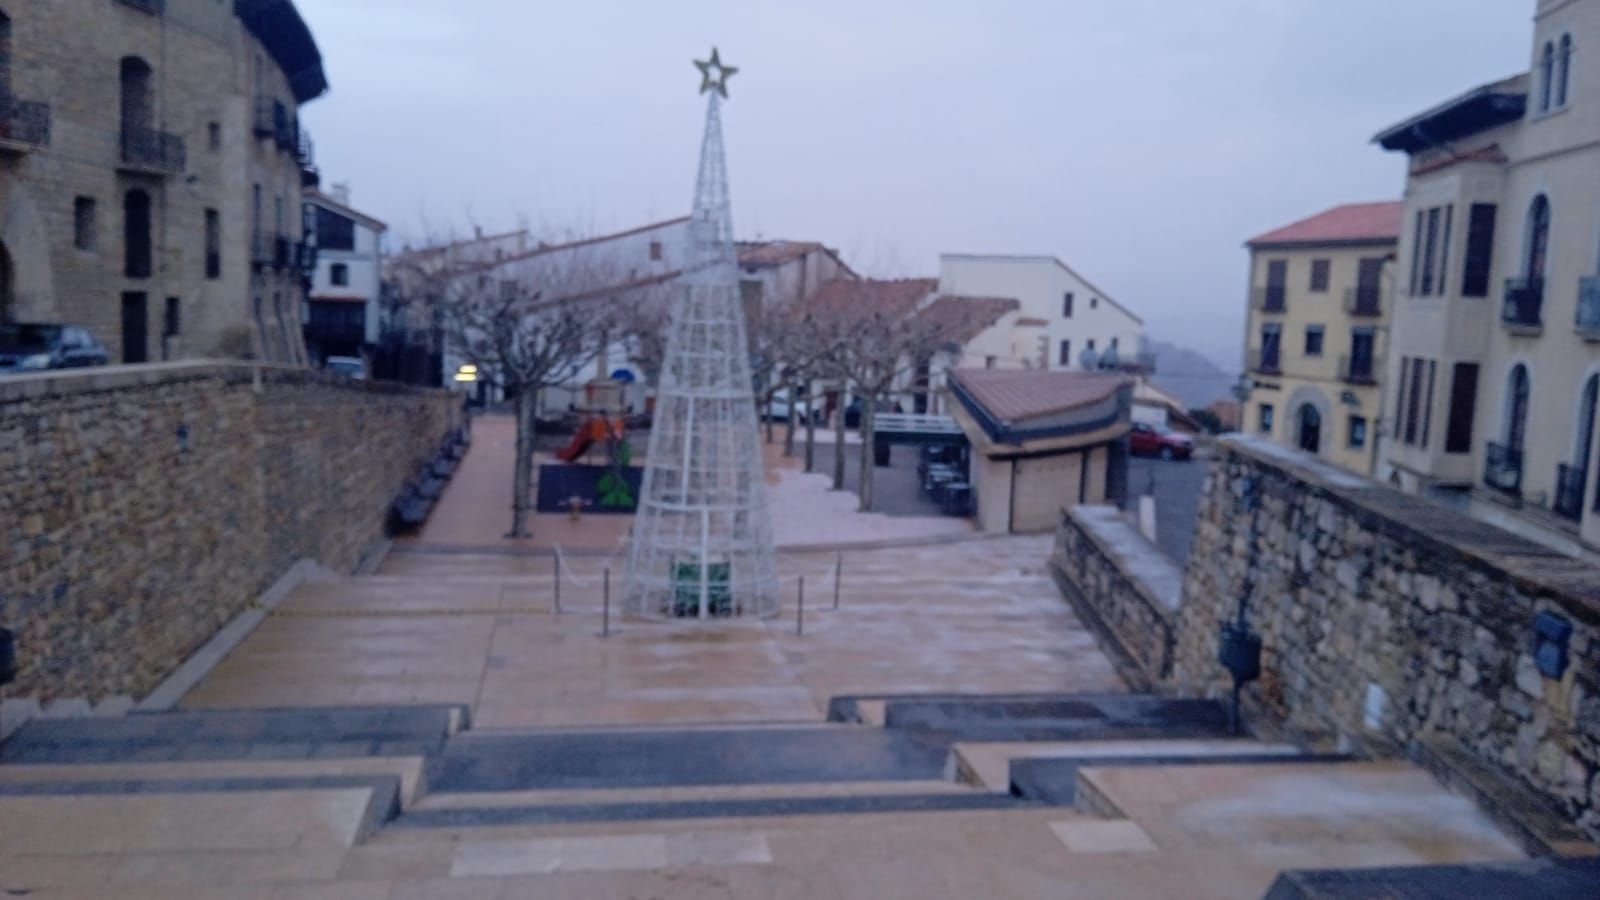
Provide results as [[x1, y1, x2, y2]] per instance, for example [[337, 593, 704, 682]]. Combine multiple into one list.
[[0, 0, 326, 365]]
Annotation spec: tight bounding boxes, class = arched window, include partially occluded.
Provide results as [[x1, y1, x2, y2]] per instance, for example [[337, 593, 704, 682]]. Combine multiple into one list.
[[1505, 364, 1530, 451], [1558, 34, 1574, 107], [119, 56, 152, 136], [1296, 404, 1322, 454], [1540, 41, 1556, 111], [124, 189, 151, 278], [1525, 195, 1551, 283]]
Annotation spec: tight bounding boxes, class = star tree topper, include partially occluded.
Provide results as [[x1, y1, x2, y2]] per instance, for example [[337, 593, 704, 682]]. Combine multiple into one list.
[[694, 47, 738, 98]]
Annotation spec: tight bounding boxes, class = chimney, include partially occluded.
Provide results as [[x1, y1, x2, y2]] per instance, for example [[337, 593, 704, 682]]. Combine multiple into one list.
[[330, 181, 351, 205], [475, 225, 484, 240]]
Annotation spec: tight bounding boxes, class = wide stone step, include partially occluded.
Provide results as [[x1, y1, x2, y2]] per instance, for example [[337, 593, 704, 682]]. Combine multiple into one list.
[[425, 726, 951, 793], [0, 704, 467, 764], [832, 692, 1234, 742], [415, 777, 979, 811], [949, 738, 1306, 792]]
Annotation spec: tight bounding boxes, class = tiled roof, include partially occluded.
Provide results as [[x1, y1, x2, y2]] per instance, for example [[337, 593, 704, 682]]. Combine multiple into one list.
[[738, 241, 819, 267], [916, 296, 1019, 343], [1246, 202, 1404, 247], [948, 368, 1131, 424], [791, 277, 937, 320]]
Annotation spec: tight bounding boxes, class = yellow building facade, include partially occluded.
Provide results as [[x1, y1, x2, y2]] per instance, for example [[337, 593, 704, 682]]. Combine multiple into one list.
[[1242, 203, 1402, 475]]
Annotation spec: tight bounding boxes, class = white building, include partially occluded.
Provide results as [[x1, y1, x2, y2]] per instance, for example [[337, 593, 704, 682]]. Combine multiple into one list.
[[937, 254, 1145, 372], [302, 186, 387, 365]]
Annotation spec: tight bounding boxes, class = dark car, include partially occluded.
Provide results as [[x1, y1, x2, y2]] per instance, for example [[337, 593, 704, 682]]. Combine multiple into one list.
[[0, 323, 109, 375], [1128, 421, 1194, 460]]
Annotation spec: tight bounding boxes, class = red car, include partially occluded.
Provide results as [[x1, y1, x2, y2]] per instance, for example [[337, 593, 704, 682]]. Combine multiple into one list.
[[1128, 422, 1194, 460]]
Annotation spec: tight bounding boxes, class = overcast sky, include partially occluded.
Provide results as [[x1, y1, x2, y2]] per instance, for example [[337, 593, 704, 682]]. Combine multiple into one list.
[[298, 0, 1532, 369]]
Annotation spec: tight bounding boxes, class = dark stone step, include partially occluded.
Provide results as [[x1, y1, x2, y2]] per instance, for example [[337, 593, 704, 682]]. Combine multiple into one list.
[[1263, 857, 1600, 900], [0, 704, 467, 764], [852, 693, 1234, 742], [426, 726, 951, 793], [394, 790, 1023, 829], [1009, 753, 1355, 805]]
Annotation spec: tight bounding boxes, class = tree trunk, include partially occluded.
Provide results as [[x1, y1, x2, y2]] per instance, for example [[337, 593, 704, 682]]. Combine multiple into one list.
[[804, 391, 817, 472], [858, 393, 877, 512], [783, 379, 798, 457], [508, 386, 537, 538], [832, 398, 847, 491]]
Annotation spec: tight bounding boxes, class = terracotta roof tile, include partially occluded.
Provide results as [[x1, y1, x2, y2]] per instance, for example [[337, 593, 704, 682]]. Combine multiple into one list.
[[916, 296, 1019, 342], [1246, 201, 1404, 247], [948, 368, 1131, 424], [791, 277, 937, 320]]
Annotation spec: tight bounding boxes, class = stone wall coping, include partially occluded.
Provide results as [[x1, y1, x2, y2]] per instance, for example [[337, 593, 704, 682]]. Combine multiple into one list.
[[1217, 434, 1600, 624], [1066, 505, 1182, 618], [0, 360, 450, 403]]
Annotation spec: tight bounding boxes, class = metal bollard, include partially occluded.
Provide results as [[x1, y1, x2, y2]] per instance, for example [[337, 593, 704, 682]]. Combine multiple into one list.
[[553, 554, 562, 614], [833, 551, 842, 610], [796, 575, 805, 636], [601, 567, 611, 637]]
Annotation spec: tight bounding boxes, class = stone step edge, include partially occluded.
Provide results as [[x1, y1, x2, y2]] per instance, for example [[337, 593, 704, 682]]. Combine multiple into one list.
[[1, 696, 136, 742], [1411, 735, 1600, 859], [391, 789, 1030, 830], [414, 778, 980, 811], [0, 773, 402, 845], [1010, 752, 1356, 806]]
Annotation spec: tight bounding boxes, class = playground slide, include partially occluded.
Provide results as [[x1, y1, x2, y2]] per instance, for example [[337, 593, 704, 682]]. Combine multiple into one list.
[[556, 432, 593, 462]]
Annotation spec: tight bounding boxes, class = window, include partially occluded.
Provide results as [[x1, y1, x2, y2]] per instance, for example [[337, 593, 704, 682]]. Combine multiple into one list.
[[1461, 204, 1497, 297], [1309, 259, 1330, 292], [1110, 336, 1119, 350], [163, 296, 180, 337], [1062, 292, 1073, 317], [1394, 355, 1410, 443], [1303, 325, 1324, 357], [1420, 360, 1437, 449], [1258, 403, 1274, 433], [1437, 205, 1454, 295], [123, 189, 151, 278], [119, 56, 153, 137], [315, 207, 355, 251], [1296, 404, 1322, 454], [1058, 339, 1071, 366], [1540, 41, 1556, 112], [1525, 195, 1550, 282], [1090, 297, 1098, 310], [0, 12, 11, 99], [1259, 323, 1282, 370], [1409, 210, 1424, 295], [1420, 207, 1440, 295], [1505, 364, 1530, 451], [1348, 327, 1376, 381], [1348, 415, 1367, 449], [204, 208, 220, 279], [1558, 34, 1573, 107], [208, 121, 221, 150], [1265, 259, 1288, 310], [649, 240, 662, 261], [330, 263, 349, 286], [1086, 338, 1096, 352], [1404, 357, 1425, 445], [1445, 362, 1480, 453], [74, 197, 96, 251]]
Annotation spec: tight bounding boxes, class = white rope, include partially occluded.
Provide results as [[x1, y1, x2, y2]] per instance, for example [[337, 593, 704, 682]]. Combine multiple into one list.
[[552, 536, 630, 589]]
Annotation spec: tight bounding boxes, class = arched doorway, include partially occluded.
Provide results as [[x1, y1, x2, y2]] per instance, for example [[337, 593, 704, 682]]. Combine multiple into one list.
[[1296, 403, 1322, 454], [1525, 195, 1551, 287]]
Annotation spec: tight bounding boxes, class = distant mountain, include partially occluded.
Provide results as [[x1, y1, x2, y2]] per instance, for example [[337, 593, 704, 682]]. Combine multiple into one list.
[[1143, 338, 1236, 410]]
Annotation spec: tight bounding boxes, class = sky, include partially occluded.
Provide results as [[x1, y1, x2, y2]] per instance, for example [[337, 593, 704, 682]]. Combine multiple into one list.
[[296, 0, 1533, 369]]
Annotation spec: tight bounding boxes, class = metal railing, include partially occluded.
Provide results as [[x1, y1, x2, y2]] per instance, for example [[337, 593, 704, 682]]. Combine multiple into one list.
[[1502, 277, 1544, 328], [1249, 345, 1281, 375], [873, 413, 962, 436], [1484, 441, 1523, 494], [296, 240, 318, 273], [1339, 353, 1377, 385], [1252, 285, 1287, 313], [1576, 276, 1600, 337], [251, 232, 292, 268], [1343, 285, 1381, 317], [120, 126, 185, 174], [0, 98, 52, 149], [1553, 463, 1587, 520]]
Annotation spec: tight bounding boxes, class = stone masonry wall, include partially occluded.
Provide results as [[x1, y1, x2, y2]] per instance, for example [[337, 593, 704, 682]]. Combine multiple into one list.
[[0, 362, 459, 702], [1175, 435, 1600, 838]]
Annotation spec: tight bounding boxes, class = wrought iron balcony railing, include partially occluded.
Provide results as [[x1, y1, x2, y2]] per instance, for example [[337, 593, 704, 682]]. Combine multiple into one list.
[[1250, 345, 1281, 376], [1339, 353, 1377, 385], [251, 232, 293, 268], [1343, 285, 1382, 317], [1553, 463, 1587, 521], [0, 98, 52, 151], [1576, 276, 1600, 339], [1502, 277, 1544, 329], [120, 126, 185, 174], [1253, 285, 1287, 313], [1484, 441, 1523, 495]]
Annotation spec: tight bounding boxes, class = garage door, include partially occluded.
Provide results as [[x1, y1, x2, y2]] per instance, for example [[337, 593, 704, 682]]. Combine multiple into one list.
[[1010, 452, 1083, 533]]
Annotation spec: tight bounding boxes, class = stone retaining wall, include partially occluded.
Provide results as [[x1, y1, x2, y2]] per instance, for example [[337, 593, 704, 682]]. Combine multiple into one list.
[[1175, 435, 1599, 838], [0, 362, 460, 702], [1049, 505, 1181, 688]]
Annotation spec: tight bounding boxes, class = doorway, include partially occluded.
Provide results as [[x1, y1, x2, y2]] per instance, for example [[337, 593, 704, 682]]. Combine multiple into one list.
[[121, 292, 148, 363], [1296, 403, 1322, 454]]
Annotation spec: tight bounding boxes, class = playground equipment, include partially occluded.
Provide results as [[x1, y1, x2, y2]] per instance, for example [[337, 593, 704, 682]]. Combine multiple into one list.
[[556, 414, 625, 463]]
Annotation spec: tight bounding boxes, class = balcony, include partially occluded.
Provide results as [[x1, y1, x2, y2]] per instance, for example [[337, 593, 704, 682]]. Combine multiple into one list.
[[1576, 277, 1600, 341], [1339, 353, 1377, 385], [1484, 441, 1523, 495], [1501, 277, 1544, 332], [119, 126, 185, 175], [1249, 345, 1281, 376], [251, 232, 293, 269], [0, 98, 52, 153], [297, 128, 320, 188], [1553, 463, 1587, 521], [1252, 285, 1286, 313], [295, 240, 318, 273], [1343, 285, 1382, 318]]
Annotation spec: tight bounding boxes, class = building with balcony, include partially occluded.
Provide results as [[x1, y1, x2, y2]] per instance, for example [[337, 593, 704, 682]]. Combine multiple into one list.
[[0, 0, 326, 364], [1374, 0, 1600, 555], [302, 185, 386, 366], [1240, 202, 1403, 475]]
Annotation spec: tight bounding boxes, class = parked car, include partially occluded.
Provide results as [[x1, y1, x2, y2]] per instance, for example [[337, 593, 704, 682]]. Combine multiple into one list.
[[324, 355, 367, 380], [0, 323, 108, 374], [1128, 422, 1194, 460], [763, 389, 817, 423]]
